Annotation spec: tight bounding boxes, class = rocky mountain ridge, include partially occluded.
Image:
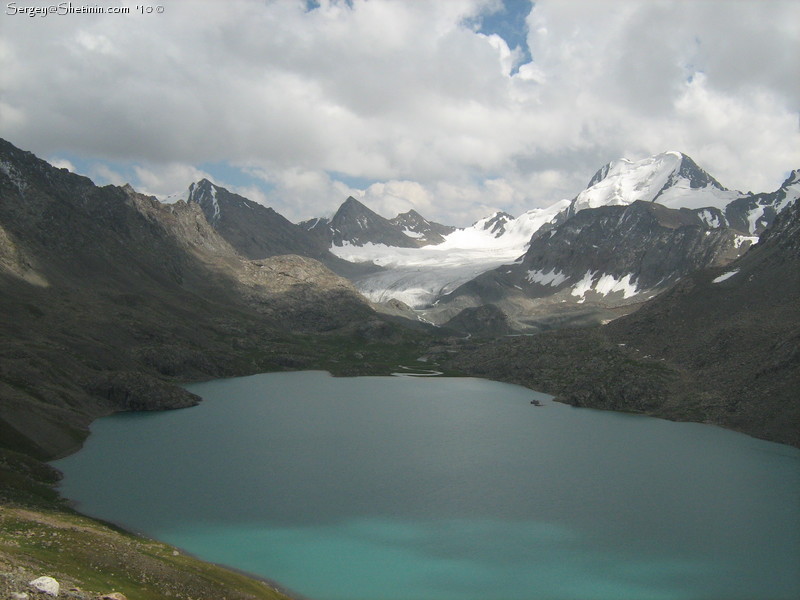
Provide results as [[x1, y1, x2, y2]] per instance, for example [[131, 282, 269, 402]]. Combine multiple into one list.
[[429, 199, 756, 330], [169, 179, 376, 278], [443, 196, 800, 447], [3, 136, 797, 600], [388, 208, 456, 245], [0, 138, 406, 462], [297, 152, 796, 328], [301, 196, 420, 248]]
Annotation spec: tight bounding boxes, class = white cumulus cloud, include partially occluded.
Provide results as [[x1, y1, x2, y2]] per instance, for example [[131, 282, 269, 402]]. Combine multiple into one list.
[[0, 0, 797, 225]]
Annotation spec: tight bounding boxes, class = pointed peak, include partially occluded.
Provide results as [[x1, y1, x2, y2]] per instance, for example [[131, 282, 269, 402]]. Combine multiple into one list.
[[392, 208, 428, 222], [782, 169, 800, 187], [673, 153, 727, 191], [334, 196, 375, 217]]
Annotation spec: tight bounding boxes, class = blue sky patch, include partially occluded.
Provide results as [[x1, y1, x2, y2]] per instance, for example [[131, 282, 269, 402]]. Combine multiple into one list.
[[471, 0, 533, 72]]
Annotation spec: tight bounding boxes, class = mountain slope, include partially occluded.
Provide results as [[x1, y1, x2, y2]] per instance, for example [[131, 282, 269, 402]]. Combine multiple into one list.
[[388, 209, 456, 245], [433, 200, 753, 330], [0, 138, 386, 461], [183, 179, 331, 260], [570, 151, 740, 214], [600, 197, 800, 445], [723, 169, 800, 234], [169, 179, 374, 278], [302, 196, 419, 248], [444, 198, 800, 446]]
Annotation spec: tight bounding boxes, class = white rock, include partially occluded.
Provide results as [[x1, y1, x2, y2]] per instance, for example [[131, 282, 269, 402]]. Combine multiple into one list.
[[29, 576, 59, 596], [10, 592, 29, 600]]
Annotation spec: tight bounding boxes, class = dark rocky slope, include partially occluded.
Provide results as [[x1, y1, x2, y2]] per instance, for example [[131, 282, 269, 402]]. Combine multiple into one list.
[[602, 195, 800, 445], [183, 178, 375, 278], [301, 196, 419, 248], [443, 303, 512, 337], [0, 138, 415, 462], [444, 198, 800, 447], [723, 169, 799, 234], [436, 200, 753, 331], [389, 209, 455, 245]]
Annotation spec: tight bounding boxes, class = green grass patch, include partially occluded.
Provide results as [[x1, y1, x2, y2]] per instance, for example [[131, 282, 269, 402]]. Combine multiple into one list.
[[0, 507, 294, 600]]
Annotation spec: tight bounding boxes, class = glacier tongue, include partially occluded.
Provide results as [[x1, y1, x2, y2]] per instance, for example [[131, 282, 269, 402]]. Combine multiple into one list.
[[332, 243, 528, 308], [331, 200, 570, 308]]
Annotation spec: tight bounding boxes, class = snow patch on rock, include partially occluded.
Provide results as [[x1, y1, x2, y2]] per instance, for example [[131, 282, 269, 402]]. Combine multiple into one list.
[[712, 269, 739, 283], [570, 271, 640, 302], [526, 268, 568, 287]]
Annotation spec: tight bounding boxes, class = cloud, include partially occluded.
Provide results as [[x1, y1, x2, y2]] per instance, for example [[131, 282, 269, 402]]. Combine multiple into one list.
[[48, 158, 76, 172], [0, 0, 797, 225], [248, 166, 359, 222], [131, 163, 216, 197], [522, 0, 800, 191], [90, 163, 128, 187]]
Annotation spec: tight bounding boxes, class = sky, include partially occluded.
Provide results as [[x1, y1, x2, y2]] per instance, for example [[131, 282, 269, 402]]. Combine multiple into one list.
[[1, 0, 798, 226]]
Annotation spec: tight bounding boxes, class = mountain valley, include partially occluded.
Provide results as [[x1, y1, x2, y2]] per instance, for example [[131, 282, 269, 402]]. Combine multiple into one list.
[[1, 137, 798, 598]]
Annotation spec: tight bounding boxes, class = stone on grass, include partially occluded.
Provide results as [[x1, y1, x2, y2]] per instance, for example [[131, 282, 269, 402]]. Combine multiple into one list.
[[29, 576, 59, 596]]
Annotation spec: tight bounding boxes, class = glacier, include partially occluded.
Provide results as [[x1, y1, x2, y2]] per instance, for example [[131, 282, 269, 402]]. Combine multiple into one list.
[[331, 200, 570, 308]]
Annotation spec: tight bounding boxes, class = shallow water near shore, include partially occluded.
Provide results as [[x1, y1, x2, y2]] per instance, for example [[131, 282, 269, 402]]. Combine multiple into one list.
[[53, 372, 800, 600]]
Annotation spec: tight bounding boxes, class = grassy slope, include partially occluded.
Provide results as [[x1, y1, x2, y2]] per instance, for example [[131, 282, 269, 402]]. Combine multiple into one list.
[[0, 507, 296, 600]]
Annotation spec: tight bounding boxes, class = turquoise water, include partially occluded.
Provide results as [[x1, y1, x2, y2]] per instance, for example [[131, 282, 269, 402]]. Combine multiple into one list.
[[53, 372, 800, 600]]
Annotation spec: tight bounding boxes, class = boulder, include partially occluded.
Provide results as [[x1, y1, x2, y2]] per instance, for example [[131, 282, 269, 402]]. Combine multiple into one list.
[[29, 576, 59, 596]]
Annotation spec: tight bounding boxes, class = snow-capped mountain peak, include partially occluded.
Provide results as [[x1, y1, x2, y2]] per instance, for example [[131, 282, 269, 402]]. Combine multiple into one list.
[[185, 179, 221, 224], [571, 151, 740, 214], [304, 196, 420, 248], [389, 209, 456, 245], [723, 167, 800, 234]]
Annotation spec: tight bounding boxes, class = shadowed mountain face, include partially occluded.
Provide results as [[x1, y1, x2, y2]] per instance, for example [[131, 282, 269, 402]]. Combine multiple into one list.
[[389, 209, 456, 245], [185, 178, 331, 260], [443, 198, 800, 447], [515, 200, 749, 294], [723, 169, 800, 235], [433, 200, 754, 331], [182, 179, 378, 278], [301, 196, 421, 248], [0, 139, 383, 460], [601, 196, 800, 445]]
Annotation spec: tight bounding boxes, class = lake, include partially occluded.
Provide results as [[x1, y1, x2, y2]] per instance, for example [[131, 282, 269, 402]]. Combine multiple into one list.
[[52, 371, 800, 600]]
